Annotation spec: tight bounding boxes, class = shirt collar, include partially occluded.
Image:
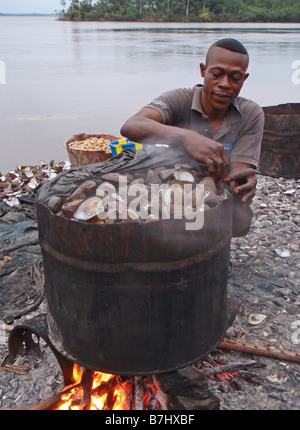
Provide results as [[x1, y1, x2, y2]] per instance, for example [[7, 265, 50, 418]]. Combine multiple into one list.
[[191, 84, 242, 121]]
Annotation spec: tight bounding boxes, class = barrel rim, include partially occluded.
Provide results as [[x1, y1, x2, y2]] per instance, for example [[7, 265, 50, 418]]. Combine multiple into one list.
[[263, 102, 300, 116]]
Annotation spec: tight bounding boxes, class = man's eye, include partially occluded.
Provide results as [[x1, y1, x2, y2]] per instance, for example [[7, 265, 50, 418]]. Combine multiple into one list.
[[231, 76, 242, 82], [212, 73, 222, 78]]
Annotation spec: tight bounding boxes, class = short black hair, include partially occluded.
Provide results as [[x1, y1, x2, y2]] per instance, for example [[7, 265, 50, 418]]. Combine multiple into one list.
[[212, 38, 249, 57]]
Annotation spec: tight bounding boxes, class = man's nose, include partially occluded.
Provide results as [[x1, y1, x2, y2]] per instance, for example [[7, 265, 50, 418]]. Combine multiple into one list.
[[218, 75, 231, 88]]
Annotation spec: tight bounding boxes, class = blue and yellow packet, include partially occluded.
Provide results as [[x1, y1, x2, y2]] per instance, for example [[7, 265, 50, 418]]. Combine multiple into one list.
[[109, 139, 145, 157]]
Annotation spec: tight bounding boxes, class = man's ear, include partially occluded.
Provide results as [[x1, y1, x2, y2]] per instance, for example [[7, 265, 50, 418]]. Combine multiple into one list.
[[200, 63, 206, 78], [244, 73, 249, 81]]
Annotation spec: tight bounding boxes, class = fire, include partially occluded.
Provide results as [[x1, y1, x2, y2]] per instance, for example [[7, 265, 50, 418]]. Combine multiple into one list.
[[57, 365, 131, 410], [55, 364, 159, 410]]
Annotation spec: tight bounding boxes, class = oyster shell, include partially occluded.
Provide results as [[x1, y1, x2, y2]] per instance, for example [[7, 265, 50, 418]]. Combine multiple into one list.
[[248, 313, 266, 325], [74, 197, 103, 221], [173, 171, 195, 183]]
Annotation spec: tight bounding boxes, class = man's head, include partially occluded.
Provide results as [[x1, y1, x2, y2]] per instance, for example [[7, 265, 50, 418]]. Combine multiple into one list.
[[200, 38, 250, 114]]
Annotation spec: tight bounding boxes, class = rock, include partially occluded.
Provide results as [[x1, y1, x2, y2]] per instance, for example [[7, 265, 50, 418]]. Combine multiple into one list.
[[272, 268, 287, 278], [153, 367, 220, 410], [285, 304, 299, 315], [273, 298, 286, 308], [274, 288, 291, 297]]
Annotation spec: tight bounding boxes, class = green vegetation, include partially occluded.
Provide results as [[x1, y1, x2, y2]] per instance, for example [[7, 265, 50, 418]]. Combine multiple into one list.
[[58, 0, 300, 22]]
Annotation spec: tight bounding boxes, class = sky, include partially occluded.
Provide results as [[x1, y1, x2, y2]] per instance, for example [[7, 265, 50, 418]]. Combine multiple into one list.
[[0, 0, 63, 14]]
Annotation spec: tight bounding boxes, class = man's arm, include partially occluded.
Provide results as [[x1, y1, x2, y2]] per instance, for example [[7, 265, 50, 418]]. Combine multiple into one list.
[[120, 107, 228, 180]]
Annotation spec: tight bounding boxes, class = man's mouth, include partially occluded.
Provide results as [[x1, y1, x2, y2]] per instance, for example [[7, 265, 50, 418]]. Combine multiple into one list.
[[213, 92, 232, 100]]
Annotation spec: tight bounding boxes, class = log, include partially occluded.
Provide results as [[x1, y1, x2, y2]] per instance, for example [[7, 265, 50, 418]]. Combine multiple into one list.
[[81, 369, 94, 408], [218, 339, 300, 363]]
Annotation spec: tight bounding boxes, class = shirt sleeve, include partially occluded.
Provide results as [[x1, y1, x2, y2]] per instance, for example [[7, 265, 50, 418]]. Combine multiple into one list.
[[145, 88, 192, 125], [230, 105, 265, 168]]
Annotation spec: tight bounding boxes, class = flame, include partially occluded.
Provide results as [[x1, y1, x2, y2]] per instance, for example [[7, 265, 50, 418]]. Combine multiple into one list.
[[57, 365, 131, 410]]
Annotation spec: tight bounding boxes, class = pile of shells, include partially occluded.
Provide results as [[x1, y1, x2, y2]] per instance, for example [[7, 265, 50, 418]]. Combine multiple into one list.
[[0, 161, 71, 208], [229, 174, 300, 306], [48, 164, 227, 224]]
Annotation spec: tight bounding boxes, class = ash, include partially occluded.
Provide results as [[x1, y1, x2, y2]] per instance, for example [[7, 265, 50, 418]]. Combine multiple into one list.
[[0, 168, 299, 410]]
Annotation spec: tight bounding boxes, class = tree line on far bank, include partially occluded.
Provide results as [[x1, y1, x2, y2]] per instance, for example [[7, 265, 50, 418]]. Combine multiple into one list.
[[58, 0, 300, 22]]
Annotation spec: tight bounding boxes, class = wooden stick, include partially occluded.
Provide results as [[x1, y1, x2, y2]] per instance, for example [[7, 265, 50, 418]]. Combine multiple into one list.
[[194, 360, 259, 377], [134, 376, 144, 411], [1, 363, 30, 375], [218, 339, 300, 363], [6, 393, 64, 411], [6, 384, 81, 411]]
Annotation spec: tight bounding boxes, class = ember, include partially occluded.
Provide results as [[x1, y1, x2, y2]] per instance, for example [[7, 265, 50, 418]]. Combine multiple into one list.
[[193, 354, 266, 390]]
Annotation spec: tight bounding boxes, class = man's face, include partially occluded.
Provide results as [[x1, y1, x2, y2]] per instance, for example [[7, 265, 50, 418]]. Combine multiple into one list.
[[200, 46, 249, 112]]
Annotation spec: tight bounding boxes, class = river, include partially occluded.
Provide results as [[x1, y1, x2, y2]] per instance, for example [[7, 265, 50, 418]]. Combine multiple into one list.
[[0, 16, 299, 173]]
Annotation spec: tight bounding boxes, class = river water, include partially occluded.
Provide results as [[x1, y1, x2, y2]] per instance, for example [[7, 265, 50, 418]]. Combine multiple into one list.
[[0, 16, 299, 173]]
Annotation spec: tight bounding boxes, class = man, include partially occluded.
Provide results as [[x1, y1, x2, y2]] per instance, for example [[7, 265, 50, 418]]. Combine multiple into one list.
[[120, 38, 265, 234], [120, 39, 264, 409]]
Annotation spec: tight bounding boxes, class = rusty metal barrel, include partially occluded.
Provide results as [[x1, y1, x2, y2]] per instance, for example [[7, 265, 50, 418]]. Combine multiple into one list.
[[259, 103, 300, 178], [36, 195, 232, 376], [36, 145, 233, 376]]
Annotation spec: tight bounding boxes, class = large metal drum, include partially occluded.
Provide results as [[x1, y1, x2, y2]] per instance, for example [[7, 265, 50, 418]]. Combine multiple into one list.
[[36, 192, 232, 376], [259, 103, 300, 178]]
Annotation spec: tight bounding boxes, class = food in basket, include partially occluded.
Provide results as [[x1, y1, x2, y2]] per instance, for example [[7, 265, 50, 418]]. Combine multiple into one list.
[[67, 137, 112, 154]]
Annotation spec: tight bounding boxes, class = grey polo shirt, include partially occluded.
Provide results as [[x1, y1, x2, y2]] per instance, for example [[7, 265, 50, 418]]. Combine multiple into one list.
[[146, 85, 265, 168]]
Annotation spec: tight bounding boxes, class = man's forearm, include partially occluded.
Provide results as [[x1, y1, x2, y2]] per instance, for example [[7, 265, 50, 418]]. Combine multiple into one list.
[[121, 113, 228, 177], [120, 116, 186, 145]]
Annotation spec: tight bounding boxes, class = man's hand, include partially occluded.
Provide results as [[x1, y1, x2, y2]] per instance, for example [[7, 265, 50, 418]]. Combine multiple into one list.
[[225, 163, 257, 207], [121, 108, 229, 184], [183, 132, 228, 179]]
